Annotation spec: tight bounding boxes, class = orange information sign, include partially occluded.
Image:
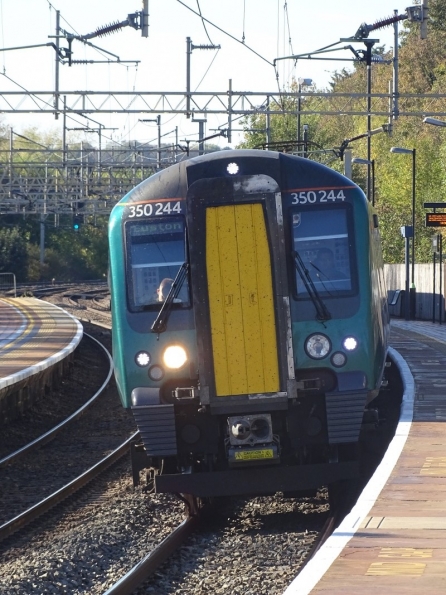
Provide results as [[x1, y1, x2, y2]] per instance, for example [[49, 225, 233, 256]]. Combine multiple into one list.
[[426, 213, 446, 227]]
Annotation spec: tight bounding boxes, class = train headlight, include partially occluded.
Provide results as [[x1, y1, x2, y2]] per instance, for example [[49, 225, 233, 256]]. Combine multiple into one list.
[[227, 162, 239, 175], [135, 351, 151, 367], [343, 336, 358, 351], [305, 333, 331, 359], [163, 345, 187, 369]]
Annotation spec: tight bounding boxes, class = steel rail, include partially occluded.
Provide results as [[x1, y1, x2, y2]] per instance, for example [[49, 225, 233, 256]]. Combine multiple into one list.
[[306, 511, 338, 561], [0, 332, 114, 468], [103, 515, 199, 595], [0, 431, 138, 542]]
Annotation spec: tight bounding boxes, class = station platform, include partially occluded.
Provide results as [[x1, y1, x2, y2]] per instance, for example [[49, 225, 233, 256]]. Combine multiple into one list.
[[285, 319, 446, 595], [0, 297, 83, 423]]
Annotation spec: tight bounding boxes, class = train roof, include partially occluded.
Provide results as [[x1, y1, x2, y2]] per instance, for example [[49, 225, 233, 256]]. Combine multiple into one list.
[[113, 149, 365, 208]]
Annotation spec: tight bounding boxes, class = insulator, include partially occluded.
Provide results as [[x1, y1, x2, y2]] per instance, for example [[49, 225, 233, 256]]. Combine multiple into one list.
[[94, 21, 125, 38], [368, 14, 406, 32]]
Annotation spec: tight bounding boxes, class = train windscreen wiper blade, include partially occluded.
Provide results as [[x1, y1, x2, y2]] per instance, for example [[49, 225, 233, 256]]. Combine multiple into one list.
[[292, 251, 331, 321], [309, 263, 334, 297], [151, 262, 189, 334]]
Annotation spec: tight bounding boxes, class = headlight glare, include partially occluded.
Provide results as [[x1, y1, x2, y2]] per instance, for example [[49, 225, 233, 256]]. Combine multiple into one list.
[[227, 162, 239, 175], [343, 337, 358, 351], [163, 345, 187, 369], [305, 334, 331, 359]]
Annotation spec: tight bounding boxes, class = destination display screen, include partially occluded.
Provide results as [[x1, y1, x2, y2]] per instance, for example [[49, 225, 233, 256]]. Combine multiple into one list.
[[425, 213, 446, 227]]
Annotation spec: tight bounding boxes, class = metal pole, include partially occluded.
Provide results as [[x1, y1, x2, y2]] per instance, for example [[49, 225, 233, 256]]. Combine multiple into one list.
[[371, 159, 375, 206], [198, 121, 204, 155], [266, 96, 271, 148], [388, 80, 393, 130], [98, 126, 102, 170], [141, 0, 149, 37], [365, 40, 373, 201], [54, 10, 60, 119], [405, 236, 410, 321], [62, 96, 67, 167], [8, 128, 13, 203], [440, 235, 443, 325], [297, 83, 301, 145], [303, 125, 308, 159], [186, 37, 191, 118], [227, 79, 232, 144], [157, 115, 161, 168], [393, 11, 399, 121], [80, 141, 84, 209], [40, 214, 45, 265], [410, 148, 416, 319], [411, 148, 416, 284], [433, 251, 436, 323]]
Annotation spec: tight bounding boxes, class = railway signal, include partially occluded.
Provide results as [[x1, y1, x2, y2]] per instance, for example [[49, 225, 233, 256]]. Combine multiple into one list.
[[73, 214, 83, 231]]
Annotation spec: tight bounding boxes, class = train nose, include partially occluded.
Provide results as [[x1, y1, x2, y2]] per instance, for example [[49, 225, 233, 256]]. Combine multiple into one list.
[[231, 420, 251, 439]]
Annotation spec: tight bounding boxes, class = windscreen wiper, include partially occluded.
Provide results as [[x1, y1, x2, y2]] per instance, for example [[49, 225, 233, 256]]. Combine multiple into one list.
[[151, 262, 189, 334], [309, 263, 334, 297], [292, 251, 331, 321]]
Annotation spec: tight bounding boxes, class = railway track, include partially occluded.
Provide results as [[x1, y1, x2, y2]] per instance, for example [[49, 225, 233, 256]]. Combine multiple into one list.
[[0, 284, 405, 594], [0, 433, 136, 542], [104, 499, 340, 595], [113, 357, 403, 595], [0, 325, 135, 530], [104, 514, 199, 595], [0, 332, 113, 468]]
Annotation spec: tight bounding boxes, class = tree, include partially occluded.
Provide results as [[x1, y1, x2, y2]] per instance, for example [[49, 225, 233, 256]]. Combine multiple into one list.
[[0, 227, 28, 280], [239, 1, 446, 264]]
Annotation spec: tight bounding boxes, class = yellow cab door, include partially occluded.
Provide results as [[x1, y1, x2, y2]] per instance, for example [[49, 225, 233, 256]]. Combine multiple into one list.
[[205, 203, 280, 396]]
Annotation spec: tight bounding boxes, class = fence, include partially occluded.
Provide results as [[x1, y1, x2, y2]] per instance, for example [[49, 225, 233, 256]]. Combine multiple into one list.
[[385, 263, 445, 321], [0, 273, 17, 297]]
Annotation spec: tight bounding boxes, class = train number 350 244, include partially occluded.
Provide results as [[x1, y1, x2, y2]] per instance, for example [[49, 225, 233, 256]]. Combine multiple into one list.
[[291, 190, 346, 204], [127, 201, 182, 218]]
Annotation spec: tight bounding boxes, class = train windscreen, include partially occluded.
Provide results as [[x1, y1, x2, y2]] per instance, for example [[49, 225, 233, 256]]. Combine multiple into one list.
[[126, 218, 190, 310], [291, 206, 354, 297]]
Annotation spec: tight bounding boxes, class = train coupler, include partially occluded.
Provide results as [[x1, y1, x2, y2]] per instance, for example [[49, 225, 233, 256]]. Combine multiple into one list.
[[130, 440, 152, 487]]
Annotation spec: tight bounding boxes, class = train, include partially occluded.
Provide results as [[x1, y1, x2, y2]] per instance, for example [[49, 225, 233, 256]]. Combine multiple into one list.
[[108, 149, 389, 498]]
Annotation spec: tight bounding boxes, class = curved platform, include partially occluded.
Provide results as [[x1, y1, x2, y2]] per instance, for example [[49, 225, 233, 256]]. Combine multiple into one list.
[[285, 319, 446, 594], [0, 297, 83, 422]]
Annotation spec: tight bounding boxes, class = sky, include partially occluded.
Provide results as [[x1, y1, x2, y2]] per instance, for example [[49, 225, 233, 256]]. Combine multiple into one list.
[[0, 0, 415, 149]]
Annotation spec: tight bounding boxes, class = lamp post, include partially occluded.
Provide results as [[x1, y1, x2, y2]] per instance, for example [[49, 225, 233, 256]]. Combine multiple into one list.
[[339, 124, 388, 202], [352, 157, 375, 206], [390, 146, 416, 319], [423, 117, 446, 324], [297, 78, 313, 148]]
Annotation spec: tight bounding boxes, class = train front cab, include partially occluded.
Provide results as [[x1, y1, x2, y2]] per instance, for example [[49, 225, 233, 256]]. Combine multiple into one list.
[[119, 152, 387, 498]]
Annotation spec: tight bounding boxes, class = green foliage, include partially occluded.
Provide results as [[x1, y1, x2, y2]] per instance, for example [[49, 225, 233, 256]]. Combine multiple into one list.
[[0, 227, 28, 281], [239, 0, 446, 264], [0, 214, 108, 282]]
